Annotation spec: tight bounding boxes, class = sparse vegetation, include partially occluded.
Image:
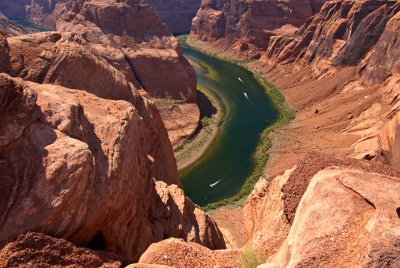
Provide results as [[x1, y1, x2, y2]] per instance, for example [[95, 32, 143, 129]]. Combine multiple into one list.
[[178, 35, 296, 211], [177, 34, 189, 47], [203, 73, 295, 211], [240, 247, 265, 268]]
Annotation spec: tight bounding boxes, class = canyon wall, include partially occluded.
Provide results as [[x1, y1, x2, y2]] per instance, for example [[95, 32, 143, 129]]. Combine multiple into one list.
[[190, 0, 327, 59], [0, 11, 30, 36], [0, 1, 225, 263], [0, 0, 65, 29], [147, 0, 201, 34], [56, 0, 199, 145], [189, 0, 400, 174], [180, 1, 400, 267]]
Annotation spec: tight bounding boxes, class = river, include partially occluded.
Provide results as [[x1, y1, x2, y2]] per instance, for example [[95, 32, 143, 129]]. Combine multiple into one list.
[[180, 46, 279, 206]]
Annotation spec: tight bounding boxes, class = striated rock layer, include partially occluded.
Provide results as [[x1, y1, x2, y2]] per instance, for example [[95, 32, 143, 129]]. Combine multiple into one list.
[[147, 0, 201, 34], [0, 30, 225, 262], [189, 0, 400, 177], [56, 0, 199, 145], [190, 0, 327, 59], [186, 1, 400, 267]]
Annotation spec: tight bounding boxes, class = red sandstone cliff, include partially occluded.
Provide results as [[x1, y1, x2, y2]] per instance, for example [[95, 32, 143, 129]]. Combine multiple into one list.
[[182, 1, 400, 267], [134, 154, 400, 267], [147, 0, 201, 34], [190, 0, 327, 59], [0, 21, 224, 266], [56, 0, 199, 145]]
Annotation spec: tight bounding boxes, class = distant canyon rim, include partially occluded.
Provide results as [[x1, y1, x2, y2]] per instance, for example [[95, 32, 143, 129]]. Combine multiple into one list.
[[0, 0, 400, 268]]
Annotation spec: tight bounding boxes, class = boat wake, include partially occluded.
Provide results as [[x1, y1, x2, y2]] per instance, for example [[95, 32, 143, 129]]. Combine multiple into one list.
[[209, 179, 221, 188]]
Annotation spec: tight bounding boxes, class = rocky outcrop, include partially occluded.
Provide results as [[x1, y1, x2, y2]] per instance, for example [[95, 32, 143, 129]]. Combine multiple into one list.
[[56, 0, 199, 145], [147, 0, 201, 34], [5, 31, 179, 186], [242, 169, 293, 258], [263, 168, 400, 267], [0, 0, 65, 29], [240, 153, 400, 267], [0, 62, 224, 261], [0, 232, 124, 268], [0, 73, 160, 260], [379, 113, 400, 170], [361, 11, 400, 85], [0, 32, 10, 71], [138, 238, 241, 268], [262, 0, 400, 69], [152, 181, 226, 250], [190, 0, 327, 58]]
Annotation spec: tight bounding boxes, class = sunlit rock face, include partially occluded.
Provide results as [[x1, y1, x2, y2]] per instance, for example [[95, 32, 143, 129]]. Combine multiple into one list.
[[57, 0, 200, 145], [0, 21, 224, 263], [190, 0, 327, 58]]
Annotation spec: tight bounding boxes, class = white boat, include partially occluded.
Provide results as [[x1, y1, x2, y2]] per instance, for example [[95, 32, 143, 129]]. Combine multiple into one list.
[[238, 77, 244, 83], [244, 92, 249, 99], [209, 179, 221, 188]]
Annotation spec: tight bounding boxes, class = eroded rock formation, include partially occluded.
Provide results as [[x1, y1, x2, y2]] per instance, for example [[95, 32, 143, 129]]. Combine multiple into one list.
[[147, 0, 201, 34], [0, 30, 224, 263], [264, 167, 400, 267], [0, 232, 124, 268], [190, 0, 327, 59], [261, 0, 400, 70], [56, 0, 199, 145], [138, 238, 241, 268], [141, 154, 400, 267]]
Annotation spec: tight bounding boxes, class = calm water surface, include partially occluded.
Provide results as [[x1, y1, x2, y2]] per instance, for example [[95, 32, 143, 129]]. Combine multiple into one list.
[[181, 47, 278, 206]]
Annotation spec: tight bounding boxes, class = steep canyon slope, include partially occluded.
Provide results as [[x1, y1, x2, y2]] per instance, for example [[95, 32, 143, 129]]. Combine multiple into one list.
[[161, 0, 400, 267], [55, 0, 200, 146], [189, 0, 400, 177], [1, 0, 400, 267], [190, 0, 328, 59], [0, 1, 226, 265], [0, 0, 65, 29]]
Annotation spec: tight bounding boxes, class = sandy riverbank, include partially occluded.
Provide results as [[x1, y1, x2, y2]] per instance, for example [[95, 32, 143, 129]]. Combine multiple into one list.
[[174, 83, 225, 170]]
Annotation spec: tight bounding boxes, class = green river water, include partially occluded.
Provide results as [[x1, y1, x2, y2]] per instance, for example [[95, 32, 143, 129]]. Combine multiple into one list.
[[180, 47, 279, 206]]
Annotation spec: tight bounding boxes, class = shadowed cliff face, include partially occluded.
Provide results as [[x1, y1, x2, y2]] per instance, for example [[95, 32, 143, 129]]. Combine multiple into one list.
[[147, 0, 201, 34], [0, 31, 225, 262], [0, 11, 30, 36], [190, 0, 327, 58], [263, 0, 400, 69], [0, 0, 65, 29], [56, 0, 199, 145]]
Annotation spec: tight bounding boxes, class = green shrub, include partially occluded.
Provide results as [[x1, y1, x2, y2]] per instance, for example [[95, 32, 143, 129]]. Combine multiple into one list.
[[241, 247, 264, 268], [177, 35, 296, 211]]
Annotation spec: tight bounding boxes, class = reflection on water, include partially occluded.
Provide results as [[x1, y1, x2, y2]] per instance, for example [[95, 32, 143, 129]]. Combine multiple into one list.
[[180, 47, 278, 206]]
